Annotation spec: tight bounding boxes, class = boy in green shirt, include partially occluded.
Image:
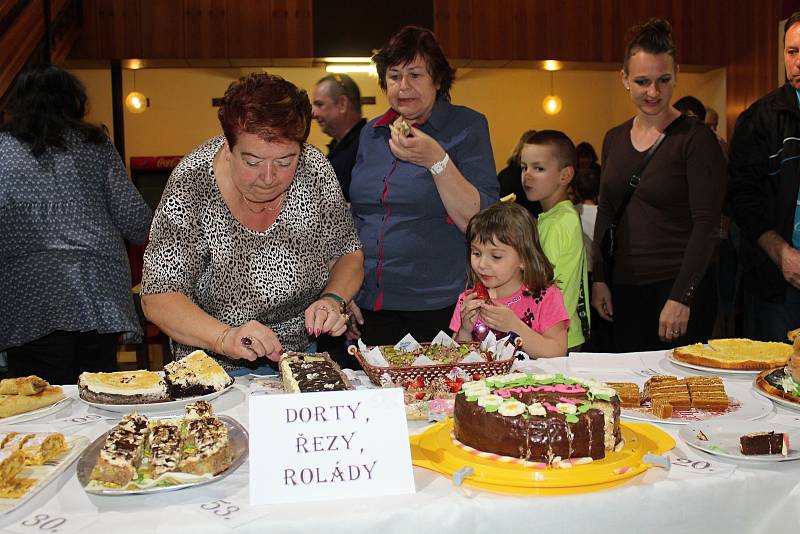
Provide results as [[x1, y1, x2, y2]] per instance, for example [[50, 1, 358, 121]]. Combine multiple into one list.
[[520, 130, 590, 350]]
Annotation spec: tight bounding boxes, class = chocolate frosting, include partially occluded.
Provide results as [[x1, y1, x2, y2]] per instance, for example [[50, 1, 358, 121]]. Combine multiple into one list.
[[454, 385, 620, 463]]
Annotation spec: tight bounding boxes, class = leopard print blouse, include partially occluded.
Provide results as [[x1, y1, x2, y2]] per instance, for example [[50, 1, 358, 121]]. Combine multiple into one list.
[[141, 136, 362, 372]]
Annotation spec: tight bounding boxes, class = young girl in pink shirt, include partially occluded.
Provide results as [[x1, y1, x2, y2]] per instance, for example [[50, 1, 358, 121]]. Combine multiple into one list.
[[450, 202, 569, 357]]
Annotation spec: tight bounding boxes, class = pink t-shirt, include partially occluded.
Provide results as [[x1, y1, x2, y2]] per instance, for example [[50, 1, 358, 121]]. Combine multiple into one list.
[[449, 285, 570, 337]]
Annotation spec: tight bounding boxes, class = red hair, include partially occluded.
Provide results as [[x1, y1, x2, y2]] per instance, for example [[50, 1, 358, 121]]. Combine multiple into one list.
[[217, 73, 311, 148]]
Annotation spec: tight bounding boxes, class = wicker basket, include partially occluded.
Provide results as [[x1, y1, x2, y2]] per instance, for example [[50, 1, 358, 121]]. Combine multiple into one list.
[[348, 342, 516, 386]]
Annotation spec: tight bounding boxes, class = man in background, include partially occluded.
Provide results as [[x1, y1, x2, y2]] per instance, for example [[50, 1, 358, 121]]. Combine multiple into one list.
[[311, 74, 366, 202], [728, 12, 800, 341]]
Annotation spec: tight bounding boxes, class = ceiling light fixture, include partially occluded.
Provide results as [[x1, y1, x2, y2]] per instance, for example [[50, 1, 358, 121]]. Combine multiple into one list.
[[542, 70, 562, 115], [325, 64, 377, 75], [124, 69, 148, 114]]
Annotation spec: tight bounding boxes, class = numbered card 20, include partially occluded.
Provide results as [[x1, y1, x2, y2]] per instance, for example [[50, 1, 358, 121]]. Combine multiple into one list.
[[248, 388, 415, 505]]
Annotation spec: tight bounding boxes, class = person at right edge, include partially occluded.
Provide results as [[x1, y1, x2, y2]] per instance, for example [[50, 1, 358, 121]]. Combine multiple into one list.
[[728, 12, 800, 342], [591, 19, 726, 352]]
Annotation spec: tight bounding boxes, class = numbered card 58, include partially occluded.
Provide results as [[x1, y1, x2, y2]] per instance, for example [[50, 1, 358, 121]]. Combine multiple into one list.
[[248, 388, 415, 505]]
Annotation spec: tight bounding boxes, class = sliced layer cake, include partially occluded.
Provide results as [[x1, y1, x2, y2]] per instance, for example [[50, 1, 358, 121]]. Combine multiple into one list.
[[79, 371, 168, 404], [163, 350, 233, 398], [280, 352, 352, 393]]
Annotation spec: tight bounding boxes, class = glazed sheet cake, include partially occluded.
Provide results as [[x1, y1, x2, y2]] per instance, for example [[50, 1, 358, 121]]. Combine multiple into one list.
[[163, 350, 233, 398], [280, 352, 353, 393], [79, 350, 232, 404], [78, 370, 169, 404], [673, 339, 791, 370]]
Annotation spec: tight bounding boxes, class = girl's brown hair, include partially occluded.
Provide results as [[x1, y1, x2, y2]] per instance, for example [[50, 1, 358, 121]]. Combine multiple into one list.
[[465, 202, 555, 292]]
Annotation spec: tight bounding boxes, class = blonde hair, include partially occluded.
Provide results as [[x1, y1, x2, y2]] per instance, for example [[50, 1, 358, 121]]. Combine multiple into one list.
[[465, 202, 555, 292]]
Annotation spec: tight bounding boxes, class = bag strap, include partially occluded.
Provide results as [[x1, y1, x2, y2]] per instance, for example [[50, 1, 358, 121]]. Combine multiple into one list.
[[608, 114, 685, 227]]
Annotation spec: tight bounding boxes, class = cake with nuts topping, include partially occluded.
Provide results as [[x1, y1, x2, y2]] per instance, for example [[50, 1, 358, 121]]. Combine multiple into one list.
[[279, 352, 352, 393]]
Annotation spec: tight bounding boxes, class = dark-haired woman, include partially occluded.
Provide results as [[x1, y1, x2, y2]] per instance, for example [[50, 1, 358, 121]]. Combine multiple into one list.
[[141, 73, 363, 374], [348, 25, 499, 346], [0, 65, 152, 384], [591, 19, 726, 352]]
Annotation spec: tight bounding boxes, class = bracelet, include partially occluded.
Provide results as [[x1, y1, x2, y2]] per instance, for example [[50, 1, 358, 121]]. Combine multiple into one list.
[[320, 292, 347, 314], [214, 326, 233, 355]]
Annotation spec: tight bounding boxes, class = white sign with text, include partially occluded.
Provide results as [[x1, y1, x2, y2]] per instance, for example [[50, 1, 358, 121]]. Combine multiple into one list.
[[248, 388, 415, 505]]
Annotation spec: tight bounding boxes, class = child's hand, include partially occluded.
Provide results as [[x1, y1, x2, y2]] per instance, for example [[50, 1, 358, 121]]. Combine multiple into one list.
[[478, 300, 524, 334], [459, 291, 483, 331]]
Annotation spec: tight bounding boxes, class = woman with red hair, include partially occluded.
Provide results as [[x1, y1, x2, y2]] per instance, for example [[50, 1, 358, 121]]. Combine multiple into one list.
[[141, 73, 363, 375]]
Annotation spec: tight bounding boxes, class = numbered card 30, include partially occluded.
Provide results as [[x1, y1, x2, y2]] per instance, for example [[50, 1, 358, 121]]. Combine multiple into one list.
[[248, 388, 415, 505]]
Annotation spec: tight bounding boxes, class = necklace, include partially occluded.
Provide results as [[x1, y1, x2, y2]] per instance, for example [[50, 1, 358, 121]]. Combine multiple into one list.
[[240, 192, 285, 214]]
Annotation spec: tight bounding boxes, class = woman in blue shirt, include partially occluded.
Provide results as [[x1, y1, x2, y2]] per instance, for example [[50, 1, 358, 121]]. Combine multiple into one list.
[[0, 65, 152, 384], [348, 26, 499, 346]]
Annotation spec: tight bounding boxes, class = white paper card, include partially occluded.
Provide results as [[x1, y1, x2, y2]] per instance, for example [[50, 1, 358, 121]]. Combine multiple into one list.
[[431, 331, 457, 347], [394, 334, 420, 352], [248, 388, 415, 505], [770, 414, 800, 428], [5, 511, 98, 534], [193, 498, 268, 529], [50, 412, 113, 431], [667, 451, 736, 479]]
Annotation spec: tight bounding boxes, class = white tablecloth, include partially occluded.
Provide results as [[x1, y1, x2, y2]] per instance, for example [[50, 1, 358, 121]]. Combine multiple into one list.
[[1, 351, 799, 534]]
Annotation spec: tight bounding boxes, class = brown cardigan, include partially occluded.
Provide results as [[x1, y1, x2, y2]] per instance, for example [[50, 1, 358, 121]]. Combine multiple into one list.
[[592, 116, 726, 305]]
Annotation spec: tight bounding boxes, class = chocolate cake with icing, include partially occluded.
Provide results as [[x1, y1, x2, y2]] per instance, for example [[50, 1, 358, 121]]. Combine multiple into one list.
[[280, 352, 352, 393], [163, 350, 233, 398], [739, 431, 787, 455], [453, 373, 621, 464]]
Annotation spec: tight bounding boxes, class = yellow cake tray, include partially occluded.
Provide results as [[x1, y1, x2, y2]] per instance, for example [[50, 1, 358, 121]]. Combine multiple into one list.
[[410, 420, 675, 496]]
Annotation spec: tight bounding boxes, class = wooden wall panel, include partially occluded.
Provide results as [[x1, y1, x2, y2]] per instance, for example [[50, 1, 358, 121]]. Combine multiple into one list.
[[512, 0, 548, 60], [470, 0, 514, 60], [546, 0, 618, 63], [68, 0, 98, 58], [726, 0, 780, 136], [185, 0, 226, 59], [271, 0, 312, 57], [97, 0, 141, 59], [227, 0, 272, 58], [0, 0, 44, 98], [141, 0, 184, 58], [433, 0, 472, 59]]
